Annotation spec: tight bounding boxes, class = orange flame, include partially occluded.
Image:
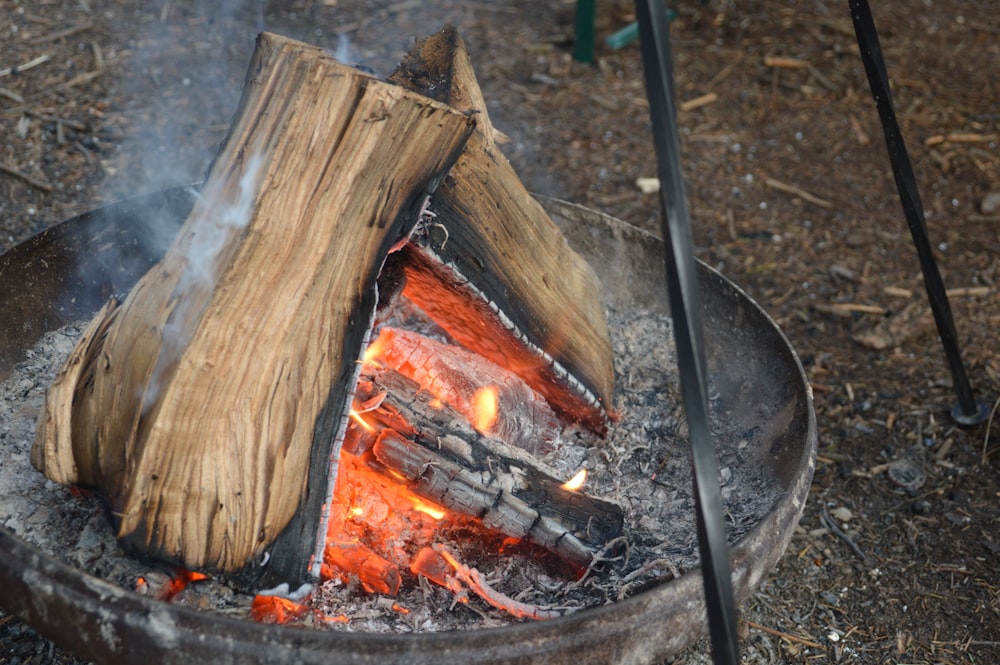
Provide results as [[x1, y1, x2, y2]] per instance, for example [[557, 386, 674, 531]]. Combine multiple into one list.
[[349, 409, 376, 432], [561, 469, 587, 491], [411, 498, 447, 520], [363, 330, 388, 364], [471, 385, 499, 434]]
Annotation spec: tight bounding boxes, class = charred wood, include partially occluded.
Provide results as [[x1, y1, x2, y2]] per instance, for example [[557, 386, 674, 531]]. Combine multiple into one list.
[[354, 366, 624, 569], [368, 326, 559, 455]]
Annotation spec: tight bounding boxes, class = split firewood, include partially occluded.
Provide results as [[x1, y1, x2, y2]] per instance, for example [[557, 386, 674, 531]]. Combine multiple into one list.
[[31, 32, 475, 588], [388, 26, 615, 434], [351, 365, 624, 569]]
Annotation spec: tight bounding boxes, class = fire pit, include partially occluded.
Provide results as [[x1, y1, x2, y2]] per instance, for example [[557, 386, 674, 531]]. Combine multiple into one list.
[[0, 187, 815, 664]]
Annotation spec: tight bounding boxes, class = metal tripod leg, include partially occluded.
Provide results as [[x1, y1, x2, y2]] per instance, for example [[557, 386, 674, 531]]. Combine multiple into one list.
[[849, 0, 989, 427]]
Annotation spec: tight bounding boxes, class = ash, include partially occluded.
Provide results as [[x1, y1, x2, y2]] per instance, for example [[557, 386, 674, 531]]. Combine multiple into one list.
[[0, 307, 782, 631]]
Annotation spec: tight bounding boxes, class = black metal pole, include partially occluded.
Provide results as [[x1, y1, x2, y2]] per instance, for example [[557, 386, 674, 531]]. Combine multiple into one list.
[[634, 2, 740, 663], [849, 0, 988, 426]]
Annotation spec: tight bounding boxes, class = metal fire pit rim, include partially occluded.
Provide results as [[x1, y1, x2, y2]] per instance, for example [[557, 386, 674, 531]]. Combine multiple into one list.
[[0, 189, 817, 665]]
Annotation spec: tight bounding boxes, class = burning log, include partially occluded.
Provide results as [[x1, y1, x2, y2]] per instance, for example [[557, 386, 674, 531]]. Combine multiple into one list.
[[367, 326, 560, 455], [352, 365, 624, 570], [31, 32, 475, 587], [387, 27, 615, 433]]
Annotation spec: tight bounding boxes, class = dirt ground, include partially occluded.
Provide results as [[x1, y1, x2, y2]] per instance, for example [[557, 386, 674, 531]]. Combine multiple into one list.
[[1, 1, 998, 663]]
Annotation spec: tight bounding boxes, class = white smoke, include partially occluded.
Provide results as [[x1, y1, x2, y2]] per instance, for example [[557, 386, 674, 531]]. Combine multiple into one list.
[[146, 154, 264, 411]]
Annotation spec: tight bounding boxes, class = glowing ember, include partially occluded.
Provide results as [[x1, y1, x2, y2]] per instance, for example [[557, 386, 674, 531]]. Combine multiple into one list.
[[324, 544, 401, 595], [152, 568, 209, 602], [254, 325, 595, 626], [250, 595, 350, 626], [471, 385, 498, 434], [561, 468, 587, 492], [250, 595, 311, 624], [416, 545, 565, 620]]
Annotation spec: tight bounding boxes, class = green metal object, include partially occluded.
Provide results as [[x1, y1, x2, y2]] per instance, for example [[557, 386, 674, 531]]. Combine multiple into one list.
[[607, 8, 677, 50], [574, 0, 597, 63]]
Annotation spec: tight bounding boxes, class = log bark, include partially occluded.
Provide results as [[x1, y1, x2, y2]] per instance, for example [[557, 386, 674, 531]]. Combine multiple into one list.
[[388, 26, 616, 434], [32, 32, 474, 588], [351, 366, 624, 569]]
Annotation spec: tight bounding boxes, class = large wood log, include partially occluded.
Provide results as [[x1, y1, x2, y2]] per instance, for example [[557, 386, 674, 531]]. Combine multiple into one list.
[[32, 32, 475, 588], [388, 27, 616, 434]]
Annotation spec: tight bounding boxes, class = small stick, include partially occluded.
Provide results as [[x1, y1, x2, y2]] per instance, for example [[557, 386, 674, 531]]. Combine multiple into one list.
[[980, 393, 1000, 465], [743, 619, 823, 649], [0, 53, 51, 77], [0, 162, 53, 192], [821, 505, 868, 562], [763, 56, 810, 69], [944, 286, 992, 298], [764, 176, 833, 209], [0, 88, 24, 103], [27, 21, 94, 45], [679, 92, 718, 112], [91, 42, 104, 72], [882, 286, 913, 298], [807, 65, 837, 92], [706, 53, 744, 88], [826, 303, 887, 315], [925, 133, 999, 147], [433, 545, 568, 620], [27, 111, 88, 132]]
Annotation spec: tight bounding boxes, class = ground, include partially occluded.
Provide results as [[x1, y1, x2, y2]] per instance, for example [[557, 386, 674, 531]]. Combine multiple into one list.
[[1, 1, 998, 663]]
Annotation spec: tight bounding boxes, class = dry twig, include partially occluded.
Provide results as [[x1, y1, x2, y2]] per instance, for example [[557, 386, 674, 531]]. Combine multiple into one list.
[[764, 56, 810, 69], [27, 21, 94, 45], [433, 545, 569, 620], [764, 176, 833, 209], [0, 53, 51, 77], [980, 393, 1000, 465], [680, 92, 718, 112], [743, 619, 823, 649], [821, 505, 869, 562], [925, 133, 999, 147], [0, 162, 53, 192], [824, 303, 887, 316]]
